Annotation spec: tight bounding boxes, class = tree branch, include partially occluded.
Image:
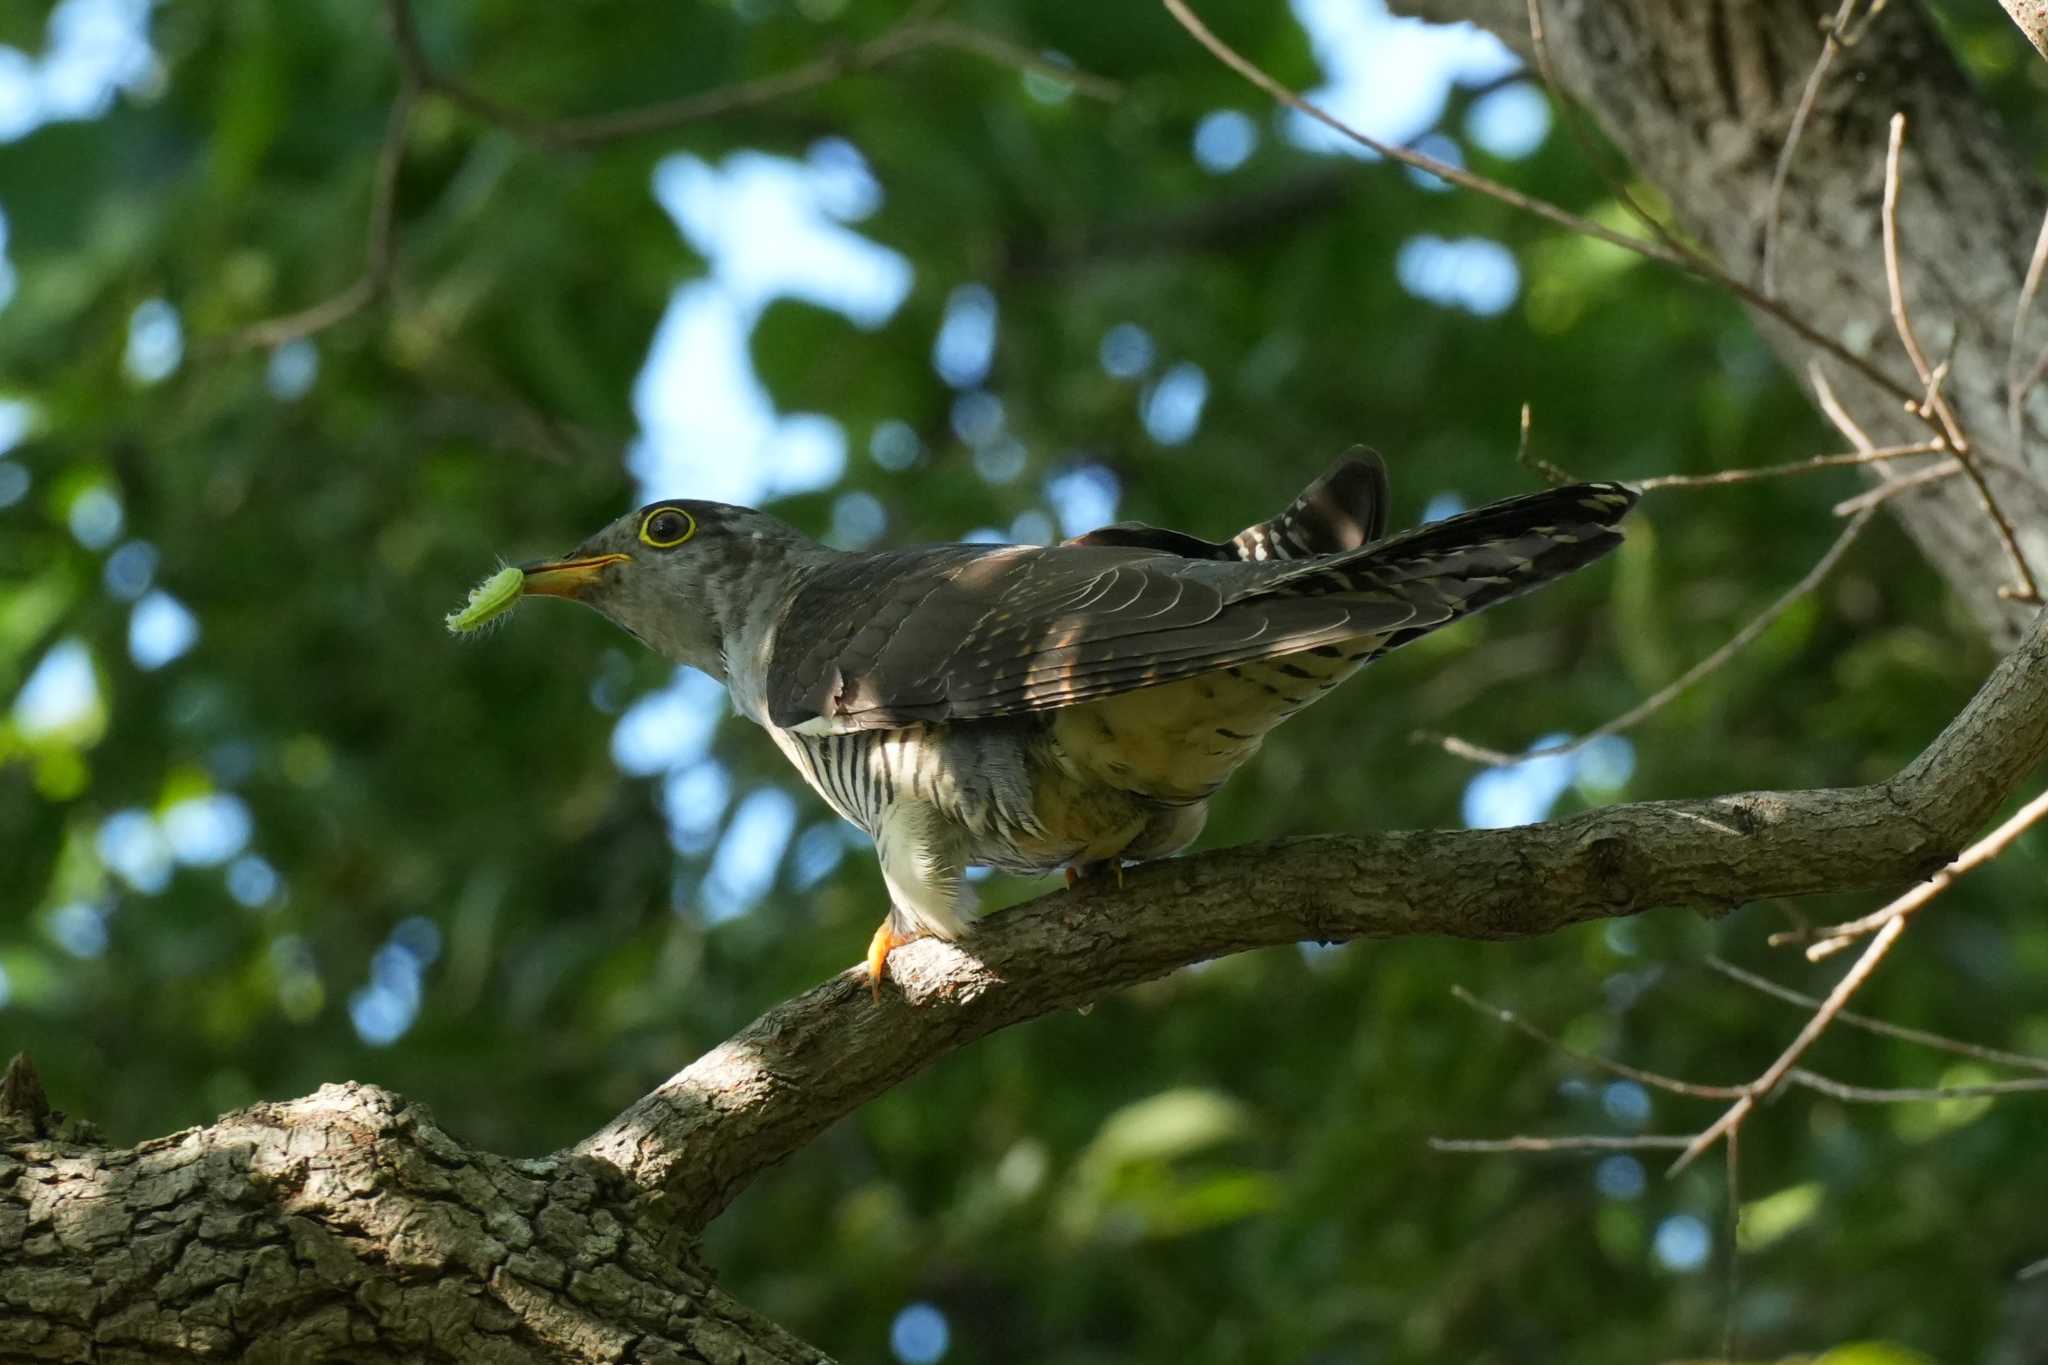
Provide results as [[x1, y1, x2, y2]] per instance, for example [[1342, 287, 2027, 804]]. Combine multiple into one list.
[[575, 604, 2048, 1233], [1999, 0, 2048, 63], [13, 605, 2046, 1361]]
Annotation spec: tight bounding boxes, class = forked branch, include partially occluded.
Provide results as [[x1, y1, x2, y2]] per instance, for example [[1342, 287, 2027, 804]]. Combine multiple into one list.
[[574, 602, 2048, 1231]]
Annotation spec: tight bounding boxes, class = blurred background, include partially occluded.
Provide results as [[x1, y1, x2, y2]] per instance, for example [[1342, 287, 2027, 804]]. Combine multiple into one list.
[[2, 0, 2046, 1360]]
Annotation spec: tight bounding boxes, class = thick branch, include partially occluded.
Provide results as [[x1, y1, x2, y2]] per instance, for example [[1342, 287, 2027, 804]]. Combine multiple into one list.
[[577, 605, 2048, 1232], [12, 611, 2045, 1360], [2001, 1, 2048, 63], [0, 1085, 825, 1362]]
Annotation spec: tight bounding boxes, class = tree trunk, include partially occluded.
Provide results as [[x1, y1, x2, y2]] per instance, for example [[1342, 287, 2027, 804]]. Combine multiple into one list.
[[0, 1083, 825, 1364], [1398, 0, 2048, 645]]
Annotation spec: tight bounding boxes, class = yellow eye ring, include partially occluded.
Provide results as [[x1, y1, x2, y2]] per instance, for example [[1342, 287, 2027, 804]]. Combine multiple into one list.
[[640, 507, 696, 549]]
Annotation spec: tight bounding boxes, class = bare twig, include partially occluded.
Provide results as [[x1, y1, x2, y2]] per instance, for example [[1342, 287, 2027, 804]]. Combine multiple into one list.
[[2023, 1255, 2048, 1281], [1722, 1132, 1742, 1365], [1882, 114, 2041, 602], [1429, 1134, 1697, 1154], [1159, 0, 1924, 415], [1633, 440, 1945, 491], [1669, 911, 1911, 1174], [1454, 983, 2043, 1123], [1421, 506, 1876, 768], [915, 21, 1123, 101], [1514, 403, 1578, 485], [1831, 459, 1963, 516], [1811, 363, 1880, 453], [2007, 203, 2048, 461], [1779, 786, 2048, 960], [227, 81, 418, 350], [2018, 342, 2048, 448], [1526, 0, 1685, 254], [1762, 0, 1867, 296], [1784, 1071, 2048, 1103], [394, 1, 1115, 151], [1882, 118, 1957, 436], [1451, 986, 1743, 1098], [1704, 956, 2048, 1075]]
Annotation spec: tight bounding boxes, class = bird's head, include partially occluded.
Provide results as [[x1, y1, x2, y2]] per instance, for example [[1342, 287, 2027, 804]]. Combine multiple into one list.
[[521, 499, 812, 677]]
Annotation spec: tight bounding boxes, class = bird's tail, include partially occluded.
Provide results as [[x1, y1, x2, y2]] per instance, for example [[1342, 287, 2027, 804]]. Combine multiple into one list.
[[1228, 448, 1390, 560], [1278, 479, 1639, 654], [1063, 449, 1393, 562]]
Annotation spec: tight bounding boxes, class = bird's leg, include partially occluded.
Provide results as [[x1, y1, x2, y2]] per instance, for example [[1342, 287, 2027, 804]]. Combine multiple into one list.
[[865, 918, 912, 1003], [868, 800, 967, 1003]]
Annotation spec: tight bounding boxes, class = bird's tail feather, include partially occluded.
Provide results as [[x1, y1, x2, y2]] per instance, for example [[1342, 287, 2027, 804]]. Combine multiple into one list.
[[1279, 480, 1638, 654], [1228, 449, 1391, 560]]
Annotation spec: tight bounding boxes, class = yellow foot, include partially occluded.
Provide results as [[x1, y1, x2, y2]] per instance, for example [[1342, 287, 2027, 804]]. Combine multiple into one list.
[[866, 920, 909, 1003]]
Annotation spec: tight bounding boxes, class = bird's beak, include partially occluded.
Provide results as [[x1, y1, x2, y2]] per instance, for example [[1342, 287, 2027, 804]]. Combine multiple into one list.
[[519, 552, 630, 600]]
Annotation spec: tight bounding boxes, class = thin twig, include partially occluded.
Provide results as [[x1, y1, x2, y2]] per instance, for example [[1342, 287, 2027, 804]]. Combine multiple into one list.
[[1526, 0, 1685, 254], [1669, 912, 1911, 1175], [227, 82, 418, 350], [1811, 364, 1879, 453], [2019, 340, 2048, 449], [1453, 985, 2046, 1113], [1784, 1070, 2048, 1103], [1430, 1134, 1697, 1154], [1830, 460, 1962, 516], [1421, 506, 1875, 768], [1762, 0, 1865, 296], [1722, 1131, 1741, 1365], [1881, 114, 2041, 602], [916, 21, 1124, 101], [1451, 986, 1744, 1098], [1158, 0, 1924, 414], [1781, 786, 2048, 960], [1634, 440, 1945, 490], [1704, 956, 2048, 1075], [1882, 117, 1956, 435], [2007, 203, 2048, 462], [1514, 403, 1578, 485], [2023, 1256, 2048, 1281], [397, 2, 1115, 151]]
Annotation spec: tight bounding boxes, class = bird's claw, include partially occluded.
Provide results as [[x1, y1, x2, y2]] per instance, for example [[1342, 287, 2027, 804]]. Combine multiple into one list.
[[1064, 860, 1125, 892], [865, 920, 907, 1003]]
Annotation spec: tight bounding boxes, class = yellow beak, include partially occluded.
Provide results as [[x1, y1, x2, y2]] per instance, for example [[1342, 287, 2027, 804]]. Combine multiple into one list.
[[519, 552, 630, 599]]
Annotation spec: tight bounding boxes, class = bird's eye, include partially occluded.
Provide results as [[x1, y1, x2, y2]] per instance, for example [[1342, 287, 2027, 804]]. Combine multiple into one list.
[[640, 507, 696, 549]]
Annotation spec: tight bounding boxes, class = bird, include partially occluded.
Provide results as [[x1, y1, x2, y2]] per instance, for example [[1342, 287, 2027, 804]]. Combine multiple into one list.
[[517, 451, 1637, 998]]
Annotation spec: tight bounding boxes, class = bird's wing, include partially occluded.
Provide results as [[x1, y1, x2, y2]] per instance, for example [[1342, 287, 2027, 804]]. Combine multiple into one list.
[[766, 480, 1636, 733], [764, 541, 1433, 732], [1060, 449, 1391, 562]]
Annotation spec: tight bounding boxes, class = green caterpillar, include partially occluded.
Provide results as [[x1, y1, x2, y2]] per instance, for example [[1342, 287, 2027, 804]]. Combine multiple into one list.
[[445, 566, 524, 633]]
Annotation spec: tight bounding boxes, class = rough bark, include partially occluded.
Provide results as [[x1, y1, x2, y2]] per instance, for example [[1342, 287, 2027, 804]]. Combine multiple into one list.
[[8, 598, 2048, 1360], [0, 1084, 822, 1364], [2002, 0, 2048, 63], [1400, 0, 2048, 645]]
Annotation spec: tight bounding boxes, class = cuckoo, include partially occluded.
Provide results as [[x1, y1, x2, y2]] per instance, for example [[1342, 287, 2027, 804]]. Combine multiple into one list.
[[516, 452, 1637, 996]]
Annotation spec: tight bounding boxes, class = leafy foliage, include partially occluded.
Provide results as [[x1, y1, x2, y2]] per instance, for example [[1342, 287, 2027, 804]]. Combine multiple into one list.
[[2, 1, 2044, 1360]]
